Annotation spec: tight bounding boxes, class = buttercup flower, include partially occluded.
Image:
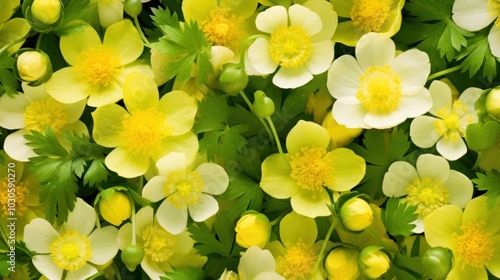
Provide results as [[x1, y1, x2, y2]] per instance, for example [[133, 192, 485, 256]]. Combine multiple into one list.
[[117, 206, 207, 280], [92, 72, 198, 178], [260, 120, 365, 218], [142, 152, 229, 234], [247, 0, 337, 88], [24, 198, 118, 280], [0, 83, 87, 162], [410, 80, 482, 161], [383, 153, 473, 233], [46, 19, 152, 107], [424, 195, 500, 280], [328, 32, 432, 129], [331, 0, 405, 46], [219, 246, 284, 280], [235, 211, 272, 248]]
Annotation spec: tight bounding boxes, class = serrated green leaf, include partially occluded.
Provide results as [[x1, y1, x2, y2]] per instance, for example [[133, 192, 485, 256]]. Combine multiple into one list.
[[472, 170, 500, 208], [188, 222, 228, 257], [0, 254, 11, 277], [151, 7, 180, 29], [457, 30, 498, 82], [83, 157, 109, 187], [382, 198, 418, 236], [161, 266, 204, 280], [0, 69, 18, 97], [0, 51, 14, 69], [194, 95, 232, 133]]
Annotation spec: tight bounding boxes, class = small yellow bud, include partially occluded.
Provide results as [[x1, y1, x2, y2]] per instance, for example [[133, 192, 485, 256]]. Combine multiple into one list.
[[358, 246, 390, 279], [324, 247, 360, 280], [323, 112, 363, 148], [99, 190, 132, 226], [235, 211, 271, 248], [31, 0, 62, 24], [339, 197, 373, 231], [17, 51, 49, 82], [486, 88, 500, 119]]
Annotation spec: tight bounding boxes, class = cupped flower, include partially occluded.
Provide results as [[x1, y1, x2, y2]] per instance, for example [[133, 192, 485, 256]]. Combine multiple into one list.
[[24, 198, 118, 280], [117, 206, 207, 280], [142, 152, 229, 234], [92, 72, 198, 178], [331, 0, 405, 46], [410, 80, 482, 161], [260, 120, 365, 218], [0, 83, 87, 162], [328, 32, 432, 129], [247, 0, 337, 88], [46, 19, 152, 107], [424, 195, 500, 280], [219, 246, 285, 280], [382, 153, 473, 233]]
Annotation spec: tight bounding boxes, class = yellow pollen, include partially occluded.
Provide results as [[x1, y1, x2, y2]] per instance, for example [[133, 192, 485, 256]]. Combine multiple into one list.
[[119, 108, 171, 156], [403, 177, 449, 217], [350, 0, 391, 33], [356, 65, 402, 113], [289, 146, 334, 194], [75, 46, 121, 87], [276, 240, 317, 280], [433, 101, 472, 142], [488, 0, 500, 27], [24, 98, 67, 134], [452, 221, 494, 268], [202, 7, 243, 50], [141, 224, 176, 263], [164, 170, 204, 209], [0, 179, 30, 217], [269, 25, 312, 68], [50, 230, 92, 271]]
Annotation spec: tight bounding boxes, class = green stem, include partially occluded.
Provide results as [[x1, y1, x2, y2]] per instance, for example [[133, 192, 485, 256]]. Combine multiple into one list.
[[269, 211, 287, 226], [35, 33, 44, 50], [0, 31, 31, 55], [265, 116, 285, 157], [133, 16, 151, 48], [365, 228, 398, 254], [137, 175, 144, 195], [127, 192, 137, 245], [427, 65, 462, 81], [313, 218, 339, 272], [113, 262, 123, 280], [239, 90, 274, 141]]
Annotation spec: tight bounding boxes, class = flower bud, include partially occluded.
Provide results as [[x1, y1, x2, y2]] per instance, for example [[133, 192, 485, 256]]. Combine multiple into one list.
[[421, 247, 453, 280], [322, 112, 363, 148], [31, 0, 62, 24], [253, 90, 275, 118], [324, 246, 360, 280], [235, 211, 271, 248], [486, 88, 500, 119], [358, 246, 390, 279], [124, 0, 142, 18], [218, 63, 248, 96], [121, 244, 144, 272], [98, 189, 132, 226], [16, 51, 51, 82], [339, 197, 373, 232]]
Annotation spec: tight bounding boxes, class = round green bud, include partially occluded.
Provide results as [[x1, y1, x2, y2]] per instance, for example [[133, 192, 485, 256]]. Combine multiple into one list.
[[124, 0, 143, 18], [421, 247, 453, 280], [121, 244, 144, 272], [339, 197, 373, 231], [218, 63, 249, 96], [253, 90, 275, 118]]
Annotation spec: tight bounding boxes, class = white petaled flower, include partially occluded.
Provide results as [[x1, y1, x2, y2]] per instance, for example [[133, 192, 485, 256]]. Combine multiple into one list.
[[142, 152, 229, 234], [327, 32, 432, 129], [452, 0, 500, 58], [24, 198, 118, 280], [219, 246, 285, 280], [0, 83, 87, 162], [117, 206, 207, 280], [382, 154, 473, 233], [410, 80, 482, 161], [247, 0, 337, 89]]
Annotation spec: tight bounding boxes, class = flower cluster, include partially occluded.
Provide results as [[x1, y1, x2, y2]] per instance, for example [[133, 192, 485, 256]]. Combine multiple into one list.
[[0, 0, 500, 279]]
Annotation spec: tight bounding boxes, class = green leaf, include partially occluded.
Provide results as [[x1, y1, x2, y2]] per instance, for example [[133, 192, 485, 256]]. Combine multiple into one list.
[[161, 266, 204, 280], [457, 30, 498, 82], [0, 69, 18, 97], [382, 198, 418, 236], [472, 170, 500, 208], [194, 95, 232, 133], [199, 125, 249, 164], [0, 254, 11, 277], [151, 7, 180, 29], [465, 121, 500, 152], [0, 51, 14, 69], [188, 221, 229, 257], [83, 157, 109, 187]]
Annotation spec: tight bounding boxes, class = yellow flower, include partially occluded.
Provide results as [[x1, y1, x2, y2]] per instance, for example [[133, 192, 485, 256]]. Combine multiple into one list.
[[324, 246, 360, 280], [424, 195, 500, 280], [219, 246, 284, 280], [339, 197, 374, 231], [330, 0, 405, 46], [46, 20, 152, 107], [235, 211, 272, 248], [98, 189, 131, 226], [0, 0, 31, 55], [92, 72, 198, 178], [322, 112, 363, 149], [31, 0, 62, 24], [260, 120, 365, 218]]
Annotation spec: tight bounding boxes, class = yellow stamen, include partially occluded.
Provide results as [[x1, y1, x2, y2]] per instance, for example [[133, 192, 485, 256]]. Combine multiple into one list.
[[164, 170, 204, 209], [403, 177, 449, 217], [453, 221, 494, 268], [488, 0, 500, 27], [75, 46, 121, 87], [50, 230, 92, 271], [141, 224, 176, 263], [0, 179, 30, 217], [356, 65, 402, 113], [269, 26, 312, 68], [289, 146, 335, 193], [433, 101, 472, 142], [351, 0, 391, 33], [24, 98, 67, 134], [276, 240, 317, 280], [202, 7, 243, 50]]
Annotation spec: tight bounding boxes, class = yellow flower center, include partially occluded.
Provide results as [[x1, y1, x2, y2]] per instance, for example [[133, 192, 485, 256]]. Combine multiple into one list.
[[433, 101, 472, 143], [356, 65, 402, 113], [403, 177, 449, 217], [289, 146, 335, 193], [488, 0, 500, 27], [24, 98, 67, 134], [202, 7, 243, 50], [75, 46, 121, 87], [141, 224, 176, 263], [119, 108, 171, 156], [453, 221, 494, 268], [350, 0, 391, 33], [50, 230, 92, 271], [269, 26, 312, 68], [0, 178, 30, 217], [164, 170, 204, 209], [276, 240, 317, 280]]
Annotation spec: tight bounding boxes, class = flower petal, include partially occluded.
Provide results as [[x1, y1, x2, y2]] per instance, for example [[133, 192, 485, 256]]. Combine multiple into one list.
[[103, 20, 143, 65], [3, 129, 36, 162], [410, 116, 441, 148], [239, 246, 277, 279], [117, 223, 132, 249], [32, 255, 64, 280], [452, 0, 493, 32], [397, 87, 433, 117], [260, 153, 299, 199], [445, 170, 473, 209], [196, 163, 229, 195], [86, 80, 123, 107], [423, 204, 462, 248], [172, 230, 195, 255], [65, 263, 98, 280], [364, 110, 406, 129], [105, 147, 150, 178], [97, 0, 124, 28], [46, 68, 91, 104], [291, 188, 331, 218], [280, 210, 318, 246], [446, 261, 488, 280], [24, 218, 59, 253], [306, 40, 334, 75], [356, 33, 395, 70], [463, 196, 500, 234], [329, 148, 365, 192], [332, 99, 370, 129], [416, 154, 450, 182], [157, 201, 188, 235], [436, 137, 467, 161], [142, 176, 168, 202], [383, 161, 418, 197], [428, 80, 452, 116], [60, 25, 101, 66], [489, 25, 500, 58], [159, 90, 197, 135], [255, 5, 288, 34], [286, 120, 330, 154], [327, 55, 363, 100], [289, 4, 322, 36], [392, 49, 430, 92], [91, 104, 128, 147], [88, 226, 119, 265], [273, 66, 313, 89], [156, 152, 188, 175], [123, 72, 159, 113], [62, 198, 96, 236], [156, 132, 199, 163], [188, 194, 219, 222], [0, 92, 27, 129], [248, 38, 277, 75]]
